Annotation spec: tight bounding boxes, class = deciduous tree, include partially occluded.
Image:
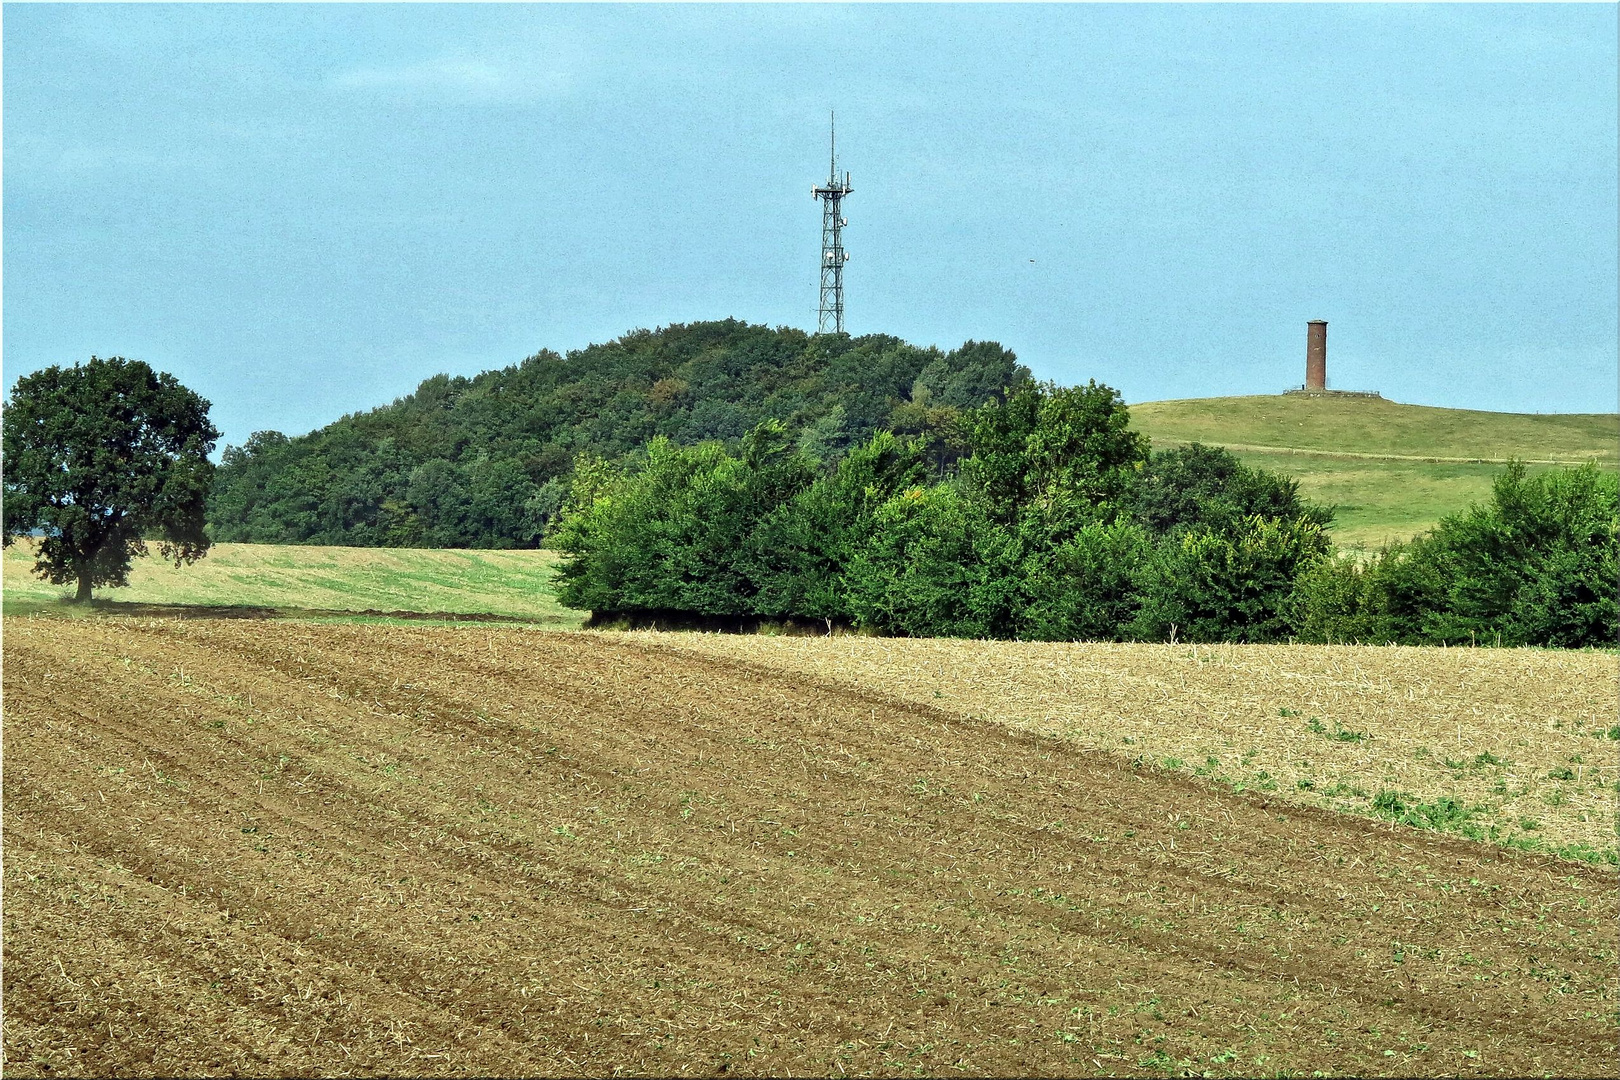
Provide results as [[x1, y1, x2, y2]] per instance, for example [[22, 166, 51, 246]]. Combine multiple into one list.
[[3, 356, 219, 602]]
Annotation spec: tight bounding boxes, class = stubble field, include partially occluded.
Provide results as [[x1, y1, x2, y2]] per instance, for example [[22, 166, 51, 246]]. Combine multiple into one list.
[[4, 616, 1616, 1078], [645, 634, 1619, 862]]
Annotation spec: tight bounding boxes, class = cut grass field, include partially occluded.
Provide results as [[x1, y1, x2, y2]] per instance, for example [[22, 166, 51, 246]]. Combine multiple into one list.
[[1128, 394, 1619, 465], [2, 540, 579, 625], [5, 617, 1617, 1077], [1129, 395, 1619, 548]]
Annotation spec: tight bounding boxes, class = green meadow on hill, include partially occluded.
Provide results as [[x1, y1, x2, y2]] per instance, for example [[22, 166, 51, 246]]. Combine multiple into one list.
[[1129, 394, 1619, 548]]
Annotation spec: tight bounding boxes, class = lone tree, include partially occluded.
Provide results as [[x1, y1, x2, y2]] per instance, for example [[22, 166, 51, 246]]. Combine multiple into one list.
[[3, 356, 220, 602]]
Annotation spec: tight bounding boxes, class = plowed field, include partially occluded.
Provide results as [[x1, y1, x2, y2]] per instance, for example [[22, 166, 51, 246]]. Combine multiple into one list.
[[4, 618, 1616, 1077], [641, 634, 1620, 860]]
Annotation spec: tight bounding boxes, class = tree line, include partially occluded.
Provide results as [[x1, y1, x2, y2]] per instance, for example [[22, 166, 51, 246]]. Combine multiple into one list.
[[6, 338, 1615, 648], [552, 381, 1618, 648]]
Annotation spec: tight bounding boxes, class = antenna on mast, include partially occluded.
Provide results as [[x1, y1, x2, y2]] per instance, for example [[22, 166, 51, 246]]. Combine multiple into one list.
[[830, 112, 837, 183], [812, 112, 853, 334]]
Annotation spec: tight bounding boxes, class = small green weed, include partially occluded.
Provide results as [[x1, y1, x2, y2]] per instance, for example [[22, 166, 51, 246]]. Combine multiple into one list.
[[1498, 838, 1620, 866], [1307, 717, 1371, 743], [1372, 791, 1479, 833]]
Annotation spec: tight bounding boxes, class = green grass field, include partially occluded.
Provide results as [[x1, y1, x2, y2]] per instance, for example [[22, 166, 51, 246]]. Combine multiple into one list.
[[1129, 394, 1618, 463], [3, 541, 580, 625], [1130, 395, 1618, 548]]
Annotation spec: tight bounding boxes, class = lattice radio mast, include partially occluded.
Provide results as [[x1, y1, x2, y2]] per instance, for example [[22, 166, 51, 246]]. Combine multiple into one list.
[[813, 113, 853, 334]]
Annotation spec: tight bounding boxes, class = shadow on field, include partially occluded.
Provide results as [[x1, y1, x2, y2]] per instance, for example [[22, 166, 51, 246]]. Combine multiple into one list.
[[11, 598, 567, 625]]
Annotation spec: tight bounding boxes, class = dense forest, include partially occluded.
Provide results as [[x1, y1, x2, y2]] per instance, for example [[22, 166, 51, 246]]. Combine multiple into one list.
[[207, 320, 1027, 547]]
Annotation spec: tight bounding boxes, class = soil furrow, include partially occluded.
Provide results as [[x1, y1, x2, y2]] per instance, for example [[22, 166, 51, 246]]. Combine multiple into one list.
[[4, 618, 1614, 1077]]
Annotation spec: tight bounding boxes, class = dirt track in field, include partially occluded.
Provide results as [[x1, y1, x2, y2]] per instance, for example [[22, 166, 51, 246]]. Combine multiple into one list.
[[4, 618, 1616, 1078]]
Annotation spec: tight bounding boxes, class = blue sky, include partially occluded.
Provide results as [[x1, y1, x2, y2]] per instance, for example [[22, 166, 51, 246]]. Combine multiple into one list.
[[5, 3, 1616, 449]]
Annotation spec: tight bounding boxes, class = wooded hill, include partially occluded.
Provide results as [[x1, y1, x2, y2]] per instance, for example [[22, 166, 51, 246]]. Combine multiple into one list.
[[206, 320, 1028, 548]]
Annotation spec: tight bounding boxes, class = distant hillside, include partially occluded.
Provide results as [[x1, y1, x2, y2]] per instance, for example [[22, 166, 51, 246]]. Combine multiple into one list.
[[207, 320, 1028, 548], [1130, 394, 1618, 464], [1130, 395, 1619, 548]]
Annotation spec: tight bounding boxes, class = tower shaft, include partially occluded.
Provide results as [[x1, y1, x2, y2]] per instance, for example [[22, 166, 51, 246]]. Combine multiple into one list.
[[1306, 320, 1327, 390], [818, 191, 847, 333], [813, 116, 852, 334]]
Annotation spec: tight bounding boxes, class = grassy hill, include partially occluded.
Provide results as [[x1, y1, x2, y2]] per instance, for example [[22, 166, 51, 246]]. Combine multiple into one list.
[[1130, 395, 1619, 548]]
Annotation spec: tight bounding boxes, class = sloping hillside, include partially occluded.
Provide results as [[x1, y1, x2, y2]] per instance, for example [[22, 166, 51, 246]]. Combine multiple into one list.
[[207, 321, 1026, 549], [1130, 395, 1619, 548], [1129, 394, 1618, 464]]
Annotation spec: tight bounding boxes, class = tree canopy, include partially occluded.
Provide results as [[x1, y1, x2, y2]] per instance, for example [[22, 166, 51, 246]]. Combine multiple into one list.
[[207, 320, 1029, 547], [3, 356, 219, 601], [550, 382, 1345, 643]]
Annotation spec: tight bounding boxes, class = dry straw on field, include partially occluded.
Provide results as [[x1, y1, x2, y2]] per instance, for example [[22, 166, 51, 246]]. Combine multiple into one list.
[[630, 634, 1620, 861]]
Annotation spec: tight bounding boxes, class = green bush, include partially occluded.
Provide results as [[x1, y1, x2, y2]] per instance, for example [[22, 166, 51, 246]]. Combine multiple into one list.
[[744, 431, 931, 621], [552, 426, 929, 622], [961, 379, 1147, 538], [1132, 515, 1330, 643], [1289, 553, 1399, 644], [550, 430, 814, 615], [1017, 521, 1152, 641], [1292, 463, 1618, 648], [845, 484, 1026, 638], [1128, 443, 1332, 539]]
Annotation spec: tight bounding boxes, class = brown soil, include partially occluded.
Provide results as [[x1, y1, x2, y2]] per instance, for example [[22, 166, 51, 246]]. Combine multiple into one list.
[[4, 618, 1616, 1078], [636, 633, 1620, 857]]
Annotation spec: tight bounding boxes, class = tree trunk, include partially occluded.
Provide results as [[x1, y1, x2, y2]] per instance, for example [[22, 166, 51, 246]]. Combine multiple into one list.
[[75, 573, 92, 603]]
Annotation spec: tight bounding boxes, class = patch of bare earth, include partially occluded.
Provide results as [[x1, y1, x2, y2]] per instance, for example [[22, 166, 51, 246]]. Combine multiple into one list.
[[4, 618, 1615, 1077]]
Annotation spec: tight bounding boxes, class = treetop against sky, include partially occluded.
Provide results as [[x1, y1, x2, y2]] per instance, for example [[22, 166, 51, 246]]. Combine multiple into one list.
[[3, 3, 1615, 448]]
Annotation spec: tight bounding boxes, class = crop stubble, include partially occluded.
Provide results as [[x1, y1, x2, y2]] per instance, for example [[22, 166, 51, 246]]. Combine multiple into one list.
[[646, 634, 1619, 859], [3, 618, 1616, 1077]]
